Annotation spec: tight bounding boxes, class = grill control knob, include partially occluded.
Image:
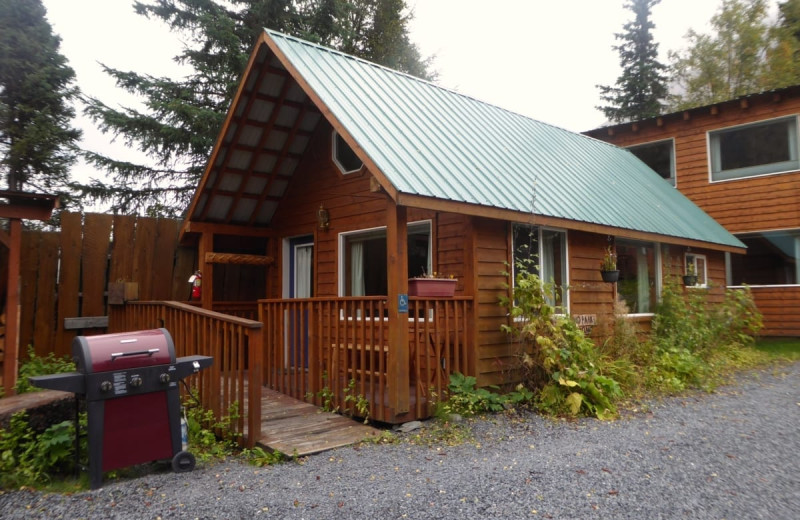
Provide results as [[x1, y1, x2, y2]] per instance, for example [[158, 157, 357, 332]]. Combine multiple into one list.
[[129, 375, 143, 388], [100, 380, 113, 393], [159, 373, 170, 384]]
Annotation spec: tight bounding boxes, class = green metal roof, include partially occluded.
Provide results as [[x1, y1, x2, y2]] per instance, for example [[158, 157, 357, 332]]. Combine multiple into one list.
[[264, 30, 743, 249]]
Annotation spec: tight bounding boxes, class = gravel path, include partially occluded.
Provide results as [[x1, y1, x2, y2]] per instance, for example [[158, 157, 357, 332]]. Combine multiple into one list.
[[1, 362, 798, 519]]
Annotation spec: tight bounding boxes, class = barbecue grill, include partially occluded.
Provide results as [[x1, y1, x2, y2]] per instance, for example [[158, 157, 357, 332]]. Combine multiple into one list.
[[29, 328, 212, 489]]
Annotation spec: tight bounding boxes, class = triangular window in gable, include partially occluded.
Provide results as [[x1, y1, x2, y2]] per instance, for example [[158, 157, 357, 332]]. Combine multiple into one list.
[[332, 131, 363, 174]]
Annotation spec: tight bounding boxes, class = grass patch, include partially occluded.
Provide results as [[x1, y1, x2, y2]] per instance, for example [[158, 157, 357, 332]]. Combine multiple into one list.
[[753, 337, 800, 360]]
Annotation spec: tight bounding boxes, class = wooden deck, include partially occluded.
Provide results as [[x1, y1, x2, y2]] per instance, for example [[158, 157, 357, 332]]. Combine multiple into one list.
[[257, 386, 381, 456]]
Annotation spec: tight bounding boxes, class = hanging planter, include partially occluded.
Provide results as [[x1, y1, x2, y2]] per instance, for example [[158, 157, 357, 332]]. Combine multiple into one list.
[[408, 277, 457, 297], [599, 245, 618, 283], [600, 270, 620, 283]]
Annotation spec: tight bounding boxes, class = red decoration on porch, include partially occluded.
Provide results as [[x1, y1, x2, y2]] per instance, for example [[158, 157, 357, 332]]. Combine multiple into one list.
[[408, 278, 457, 297], [189, 270, 202, 300]]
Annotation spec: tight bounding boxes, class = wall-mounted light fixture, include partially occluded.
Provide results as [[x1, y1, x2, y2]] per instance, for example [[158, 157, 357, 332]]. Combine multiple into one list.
[[317, 204, 330, 230]]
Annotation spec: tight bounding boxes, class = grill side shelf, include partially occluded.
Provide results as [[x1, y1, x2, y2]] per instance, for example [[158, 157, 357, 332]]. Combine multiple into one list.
[[28, 372, 86, 394]]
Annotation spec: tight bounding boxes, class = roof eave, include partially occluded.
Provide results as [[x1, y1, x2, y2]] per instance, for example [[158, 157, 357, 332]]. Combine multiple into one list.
[[396, 192, 746, 254]]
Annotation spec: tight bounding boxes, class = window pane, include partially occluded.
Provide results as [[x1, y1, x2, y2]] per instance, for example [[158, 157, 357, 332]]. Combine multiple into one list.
[[711, 118, 798, 180], [343, 223, 431, 296], [628, 140, 674, 184], [333, 132, 363, 174], [729, 231, 799, 285], [512, 225, 567, 307], [617, 241, 656, 313], [512, 224, 539, 277]]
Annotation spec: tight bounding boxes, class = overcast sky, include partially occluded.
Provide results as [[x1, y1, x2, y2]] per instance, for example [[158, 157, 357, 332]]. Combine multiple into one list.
[[40, 0, 729, 184]]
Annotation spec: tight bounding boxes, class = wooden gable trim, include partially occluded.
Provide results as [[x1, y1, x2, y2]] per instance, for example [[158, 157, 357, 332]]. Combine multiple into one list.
[[396, 193, 746, 254], [262, 33, 400, 204], [181, 32, 275, 242], [196, 50, 271, 223]]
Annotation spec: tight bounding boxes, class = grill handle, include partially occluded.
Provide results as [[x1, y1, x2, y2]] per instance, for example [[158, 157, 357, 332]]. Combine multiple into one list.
[[110, 348, 160, 361]]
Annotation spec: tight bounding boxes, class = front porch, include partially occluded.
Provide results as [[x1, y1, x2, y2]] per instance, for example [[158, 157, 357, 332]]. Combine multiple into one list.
[[110, 296, 473, 448]]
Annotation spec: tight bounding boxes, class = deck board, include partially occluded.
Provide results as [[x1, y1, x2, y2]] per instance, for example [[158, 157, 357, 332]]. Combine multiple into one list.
[[257, 386, 381, 456]]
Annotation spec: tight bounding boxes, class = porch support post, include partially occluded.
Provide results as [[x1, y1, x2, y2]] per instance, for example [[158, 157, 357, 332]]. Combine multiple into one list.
[[199, 232, 214, 310], [387, 204, 410, 416], [2, 219, 21, 396]]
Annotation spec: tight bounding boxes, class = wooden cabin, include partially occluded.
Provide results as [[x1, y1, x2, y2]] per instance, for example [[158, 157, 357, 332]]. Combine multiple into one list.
[[585, 86, 800, 337], [175, 30, 745, 426]]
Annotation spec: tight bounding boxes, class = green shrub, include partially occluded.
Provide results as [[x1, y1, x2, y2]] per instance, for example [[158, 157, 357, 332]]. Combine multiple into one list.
[[500, 270, 622, 419], [184, 401, 241, 461], [646, 281, 764, 391], [15, 346, 76, 394], [439, 373, 513, 417], [0, 411, 85, 488]]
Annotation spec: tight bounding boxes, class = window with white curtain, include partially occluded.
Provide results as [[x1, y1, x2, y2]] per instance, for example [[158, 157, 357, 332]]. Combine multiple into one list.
[[341, 222, 431, 296]]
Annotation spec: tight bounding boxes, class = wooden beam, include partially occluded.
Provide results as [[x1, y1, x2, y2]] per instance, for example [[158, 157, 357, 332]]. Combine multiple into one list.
[[199, 231, 213, 310], [386, 204, 409, 416], [64, 316, 109, 330], [182, 221, 276, 238], [204, 252, 274, 265], [3, 219, 21, 396]]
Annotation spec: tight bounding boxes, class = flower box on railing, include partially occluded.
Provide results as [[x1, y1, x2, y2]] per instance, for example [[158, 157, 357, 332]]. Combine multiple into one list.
[[408, 278, 457, 297]]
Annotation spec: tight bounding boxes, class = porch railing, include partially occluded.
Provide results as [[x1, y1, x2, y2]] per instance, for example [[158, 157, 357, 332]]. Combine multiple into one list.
[[259, 296, 472, 423], [212, 301, 259, 321], [109, 301, 263, 448]]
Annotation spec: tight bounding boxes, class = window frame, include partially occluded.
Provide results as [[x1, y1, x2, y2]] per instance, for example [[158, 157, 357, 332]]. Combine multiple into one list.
[[337, 220, 432, 296], [627, 138, 676, 186], [615, 239, 662, 316], [332, 130, 364, 175], [511, 224, 569, 312], [707, 115, 800, 182], [684, 253, 708, 289]]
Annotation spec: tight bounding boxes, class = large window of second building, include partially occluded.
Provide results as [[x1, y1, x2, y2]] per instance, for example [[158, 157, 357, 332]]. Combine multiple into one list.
[[627, 139, 675, 185], [709, 116, 800, 181], [728, 230, 800, 286]]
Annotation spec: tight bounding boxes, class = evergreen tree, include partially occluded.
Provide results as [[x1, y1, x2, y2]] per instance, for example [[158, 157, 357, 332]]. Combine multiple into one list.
[[765, 0, 800, 88], [667, 0, 771, 110], [80, 0, 433, 217], [596, 0, 668, 123], [0, 0, 80, 198]]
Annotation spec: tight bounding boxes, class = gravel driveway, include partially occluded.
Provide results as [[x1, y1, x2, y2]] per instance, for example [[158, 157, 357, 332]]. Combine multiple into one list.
[[1, 362, 798, 519]]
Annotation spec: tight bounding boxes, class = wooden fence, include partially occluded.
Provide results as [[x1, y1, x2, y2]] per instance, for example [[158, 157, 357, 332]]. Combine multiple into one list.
[[16, 212, 195, 360]]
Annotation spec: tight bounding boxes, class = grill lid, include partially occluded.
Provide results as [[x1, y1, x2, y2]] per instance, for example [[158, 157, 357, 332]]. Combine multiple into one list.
[[73, 328, 175, 373]]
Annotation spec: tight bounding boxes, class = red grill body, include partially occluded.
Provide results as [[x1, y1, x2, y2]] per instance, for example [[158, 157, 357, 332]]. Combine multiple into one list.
[[29, 328, 212, 489]]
